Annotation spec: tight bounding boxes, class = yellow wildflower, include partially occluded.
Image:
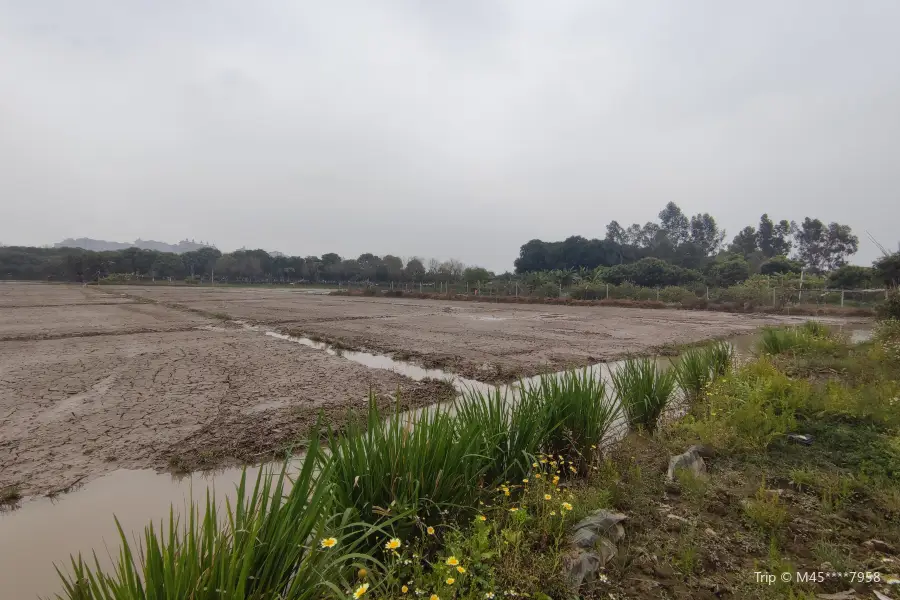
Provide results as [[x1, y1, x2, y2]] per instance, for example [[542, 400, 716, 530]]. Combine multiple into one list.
[[446, 556, 460, 566], [534, 473, 541, 479], [385, 538, 402, 550], [522, 478, 529, 484], [478, 515, 487, 521], [569, 465, 577, 473], [550, 511, 557, 516], [319, 537, 337, 549], [532, 462, 539, 468], [544, 494, 552, 500], [427, 526, 435, 535], [509, 507, 519, 512], [431, 595, 440, 600], [401, 586, 409, 594], [446, 578, 455, 585], [457, 566, 466, 574], [354, 583, 369, 599], [562, 502, 573, 511]]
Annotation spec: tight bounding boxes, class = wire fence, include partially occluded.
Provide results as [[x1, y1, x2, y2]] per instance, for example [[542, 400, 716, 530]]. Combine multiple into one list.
[[336, 280, 889, 309]]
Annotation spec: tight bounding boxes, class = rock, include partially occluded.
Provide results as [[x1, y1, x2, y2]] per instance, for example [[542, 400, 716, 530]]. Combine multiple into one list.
[[572, 509, 627, 543], [566, 510, 625, 588], [566, 551, 602, 587], [864, 539, 897, 555], [667, 446, 709, 482], [787, 433, 814, 445]]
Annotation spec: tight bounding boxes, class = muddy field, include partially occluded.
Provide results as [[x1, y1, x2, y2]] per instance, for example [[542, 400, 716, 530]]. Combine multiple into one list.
[[117, 285, 840, 382], [1, 283, 863, 497]]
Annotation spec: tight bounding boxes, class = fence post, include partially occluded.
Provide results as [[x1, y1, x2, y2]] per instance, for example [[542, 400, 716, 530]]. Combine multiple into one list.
[[706, 286, 709, 300], [773, 287, 777, 307], [515, 282, 518, 297], [656, 288, 660, 301], [606, 283, 609, 299], [841, 289, 845, 307], [419, 283, 422, 293]]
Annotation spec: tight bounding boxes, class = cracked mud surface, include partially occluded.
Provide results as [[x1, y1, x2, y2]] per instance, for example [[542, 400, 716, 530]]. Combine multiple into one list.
[[0, 327, 452, 497], [119, 287, 852, 383]]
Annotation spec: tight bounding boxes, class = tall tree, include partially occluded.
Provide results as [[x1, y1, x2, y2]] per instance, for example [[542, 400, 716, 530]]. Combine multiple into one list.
[[605, 221, 627, 244], [404, 257, 426, 282], [729, 226, 759, 257], [758, 214, 795, 258], [795, 218, 859, 272], [689, 213, 725, 256], [658, 202, 690, 245]]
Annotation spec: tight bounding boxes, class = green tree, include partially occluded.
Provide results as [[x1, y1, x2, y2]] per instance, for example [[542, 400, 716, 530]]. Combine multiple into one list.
[[689, 213, 725, 255], [757, 214, 795, 258], [658, 202, 690, 245], [759, 255, 802, 276], [873, 253, 900, 287], [404, 258, 426, 282], [463, 266, 492, 284], [827, 265, 873, 289], [605, 220, 627, 244], [729, 226, 758, 257], [795, 218, 859, 272], [706, 256, 751, 287]]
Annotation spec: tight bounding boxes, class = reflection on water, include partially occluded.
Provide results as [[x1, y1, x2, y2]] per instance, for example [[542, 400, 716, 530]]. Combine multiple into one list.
[[0, 323, 869, 599]]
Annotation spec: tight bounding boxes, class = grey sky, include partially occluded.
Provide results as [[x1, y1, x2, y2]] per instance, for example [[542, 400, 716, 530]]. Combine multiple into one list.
[[2, 1, 898, 272]]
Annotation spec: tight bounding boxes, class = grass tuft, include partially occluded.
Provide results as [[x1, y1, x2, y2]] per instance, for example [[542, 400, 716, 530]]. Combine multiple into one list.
[[610, 358, 676, 434]]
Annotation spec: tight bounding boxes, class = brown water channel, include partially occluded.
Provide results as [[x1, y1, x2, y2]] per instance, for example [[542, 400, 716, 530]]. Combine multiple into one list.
[[0, 323, 872, 599]]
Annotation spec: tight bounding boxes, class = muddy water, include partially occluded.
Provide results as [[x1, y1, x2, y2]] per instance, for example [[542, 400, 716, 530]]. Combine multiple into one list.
[[0, 323, 870, 599]]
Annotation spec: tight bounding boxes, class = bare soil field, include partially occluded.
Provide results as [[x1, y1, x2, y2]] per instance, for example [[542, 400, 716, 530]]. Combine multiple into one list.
[[109, 285, 864, 381], [0, 302, 210, 341], [0, 328, 451, 497], [282, 303, 842, 381], [0, 281, 134, 308]]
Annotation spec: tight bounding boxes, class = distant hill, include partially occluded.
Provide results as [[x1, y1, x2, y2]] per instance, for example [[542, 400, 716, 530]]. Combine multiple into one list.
[[54, 238, 214, 254]]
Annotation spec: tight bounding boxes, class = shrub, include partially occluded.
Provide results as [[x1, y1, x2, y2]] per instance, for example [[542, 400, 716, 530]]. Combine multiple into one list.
[[610, 358, 676, 433], [601, 258, 702, 288], [828, 265, 873, 289], [877, 290, 900, 320], [760, 255, 802, 276], [705, 256, 751, 287], [743, 484, 788, 533]]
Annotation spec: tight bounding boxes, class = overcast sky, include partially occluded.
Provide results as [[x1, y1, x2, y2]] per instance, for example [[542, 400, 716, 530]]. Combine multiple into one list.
[[1, 1, 898, 271]]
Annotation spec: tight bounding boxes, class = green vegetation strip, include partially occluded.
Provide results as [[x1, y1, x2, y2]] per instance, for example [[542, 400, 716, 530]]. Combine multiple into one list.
[[52, 320, 900, 599]]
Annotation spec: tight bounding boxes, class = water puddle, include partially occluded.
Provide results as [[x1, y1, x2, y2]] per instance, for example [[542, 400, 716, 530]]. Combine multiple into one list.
[[0, 322, 871, 598]]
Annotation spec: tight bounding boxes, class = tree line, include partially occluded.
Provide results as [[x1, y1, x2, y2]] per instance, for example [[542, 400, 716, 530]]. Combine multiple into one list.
[[512, 202, 890, 288], [0, 245, 496, 285]]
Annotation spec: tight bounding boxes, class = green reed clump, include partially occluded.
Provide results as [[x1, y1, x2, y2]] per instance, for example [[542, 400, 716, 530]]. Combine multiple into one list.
[[706, 340, 735, 377], [759, 327, 806, 355], [326, 396, 490, 533], [800, 320, 830, 338], [611, 358, 676, 434], [454, 385, 550, 483], [673, 348, 711, 401], [674, 342, 735, 400], [524, 369, 620, 465], [55, 438, 366, 600]]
